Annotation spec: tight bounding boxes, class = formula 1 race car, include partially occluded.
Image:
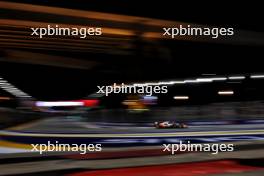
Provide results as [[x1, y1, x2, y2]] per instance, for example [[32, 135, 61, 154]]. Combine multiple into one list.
[[154, 121, 188, 129]]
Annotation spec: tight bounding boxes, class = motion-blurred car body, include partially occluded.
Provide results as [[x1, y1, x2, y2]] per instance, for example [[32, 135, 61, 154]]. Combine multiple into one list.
[[154, 121, 188, 129]]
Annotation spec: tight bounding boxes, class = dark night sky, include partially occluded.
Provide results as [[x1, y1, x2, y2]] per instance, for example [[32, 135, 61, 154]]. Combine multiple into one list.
[[7, 0, 264, 32], [1, 0, 264, 101]]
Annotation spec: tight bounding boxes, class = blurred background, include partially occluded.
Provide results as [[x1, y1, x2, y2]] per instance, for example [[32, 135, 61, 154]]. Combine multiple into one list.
[[1, 0, 264, 175]]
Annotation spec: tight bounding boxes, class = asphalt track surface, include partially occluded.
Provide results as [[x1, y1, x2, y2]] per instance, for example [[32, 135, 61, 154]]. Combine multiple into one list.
[[1, 142, 264, 176], [1, 116, 264, 176], [6, 116, 264, 135]]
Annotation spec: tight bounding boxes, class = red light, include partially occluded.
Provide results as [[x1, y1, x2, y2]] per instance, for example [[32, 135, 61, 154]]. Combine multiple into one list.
[[78, 99, 99, 107]]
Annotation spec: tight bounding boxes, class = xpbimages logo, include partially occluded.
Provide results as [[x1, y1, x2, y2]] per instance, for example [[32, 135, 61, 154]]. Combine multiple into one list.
[[31, 141, 102, 154], [31, 25, 102, 38], [97, 83, 168, 96], [163, 141, 234, 155], [163, 25, 234, 39]]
